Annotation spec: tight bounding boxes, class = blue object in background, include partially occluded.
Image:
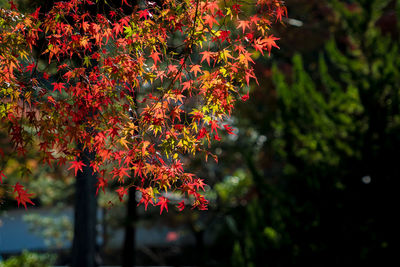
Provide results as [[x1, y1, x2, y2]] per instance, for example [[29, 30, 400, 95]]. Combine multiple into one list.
[[0, 208, 72, 254]]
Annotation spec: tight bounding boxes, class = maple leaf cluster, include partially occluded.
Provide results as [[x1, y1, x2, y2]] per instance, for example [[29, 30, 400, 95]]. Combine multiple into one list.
[[0, 0, 285, 213]]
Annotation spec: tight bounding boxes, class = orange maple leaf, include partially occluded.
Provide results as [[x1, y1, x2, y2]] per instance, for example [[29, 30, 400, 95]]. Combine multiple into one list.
[[203, 14, 219, 29], [190, 64, 203, 77], [200, 51, 214, 66], [237, 20, 250, 34]]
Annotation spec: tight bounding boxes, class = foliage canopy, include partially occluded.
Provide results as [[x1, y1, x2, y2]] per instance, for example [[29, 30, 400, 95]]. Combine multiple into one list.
[[0, 0, 284, 213]]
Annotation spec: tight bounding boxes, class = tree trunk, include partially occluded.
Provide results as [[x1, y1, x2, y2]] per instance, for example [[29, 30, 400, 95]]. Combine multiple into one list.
[[122, 37, 139, 264], [72, 146, 98, 267], [122, 185, 137, 267]]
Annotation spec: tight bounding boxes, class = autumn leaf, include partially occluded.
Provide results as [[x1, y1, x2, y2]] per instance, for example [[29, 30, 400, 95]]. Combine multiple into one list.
[[150, 50, 161, 66], [68, 160, 86, 176], [96, 177, 108, 195], [116, 186, 128, 202], [264, 35, 280, 56], [138, 9, 150, 20], [137, 187, 155, 211], [156, 196, 170, 215], [210, 120, 220, 134], [26, 62, 36, 73], [200, 51, 214, 66], [43, 72, 49, 80], [9, 1, 18, 11], [190, 64, 202, 77], [223, 124, 236, 135], [241, 93, 249, 101], [206, 1, 219, 14], [13, 182, 35, 209], [0, 171, 6, 183], [31, 7, 41, 20], [237, 20, 250, 34], [203, 14, 219, 29], [121, 0, 131, 7], [253, 37, 266, 55], [197, 127, 208, 140], [177, 200, 185, 211], [192, 178, 206, 191], [275, 6, 287, 22], [111, 166, 129, 183], [214, 133, 221, 141], [51, 82, 65, 93]]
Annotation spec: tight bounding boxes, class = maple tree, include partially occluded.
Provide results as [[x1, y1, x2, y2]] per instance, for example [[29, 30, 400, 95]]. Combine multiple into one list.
[[0, 0, 285, 214]]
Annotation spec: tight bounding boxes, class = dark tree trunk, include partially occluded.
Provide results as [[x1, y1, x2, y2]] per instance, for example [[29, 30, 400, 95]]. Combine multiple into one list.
[[122, 185, 137, 267], [72, 146, 98, 267], [122, 34, 139, 263], [194, 229, 205, 266]]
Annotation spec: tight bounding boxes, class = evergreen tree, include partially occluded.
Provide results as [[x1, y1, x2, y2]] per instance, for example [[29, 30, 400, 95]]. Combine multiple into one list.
[[215, 0, 399, 265]]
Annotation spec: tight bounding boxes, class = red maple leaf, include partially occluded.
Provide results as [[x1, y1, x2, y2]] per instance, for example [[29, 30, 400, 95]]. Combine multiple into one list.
[[232, 4, 242, 14], [9, 1, 18, 11], [13, 182, 35, 209], [245, 69, 258, 86], [241, 93, 249, 101], [150, 50, 161, 66], [116, 186, 128, 202], [192, 178, 206, 191], [96, 177, 108, 195], [68, 160, 86, 176], [253, 37, 266, 55], [52, 82, 65, 93], [43, 72, 49, 80], [109, 10, 116, 18], [191, 193, 209, 211], [113, 22, 123, 35], [137, 187, 154, 211], [156, 196, 170, 215], [57, 64, 68, 71], [223, 124, 236, 135], [31, 7, 41, 20], [138, 9, 150, 20], [111, 166, 129, 183], [250, 15, 259, 25], [275, 6, 287, 22], [197, 127, 208, 140], [210, 120, 220, 134], [26, 62, 36, 73], [0, 171, 6, 183], [217, 30, 230, 42], [264, 35, 280, 56], [177, 200, 185, 211], [121, 0, 131, 7]]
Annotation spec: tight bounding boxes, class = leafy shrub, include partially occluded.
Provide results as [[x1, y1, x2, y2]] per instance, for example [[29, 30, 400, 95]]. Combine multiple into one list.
[[0, 251, 55, 267]]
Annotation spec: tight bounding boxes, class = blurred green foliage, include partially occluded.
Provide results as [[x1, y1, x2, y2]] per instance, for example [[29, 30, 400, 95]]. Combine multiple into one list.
[[208, 0, 399, 266], [0, 251, 55, 267]]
